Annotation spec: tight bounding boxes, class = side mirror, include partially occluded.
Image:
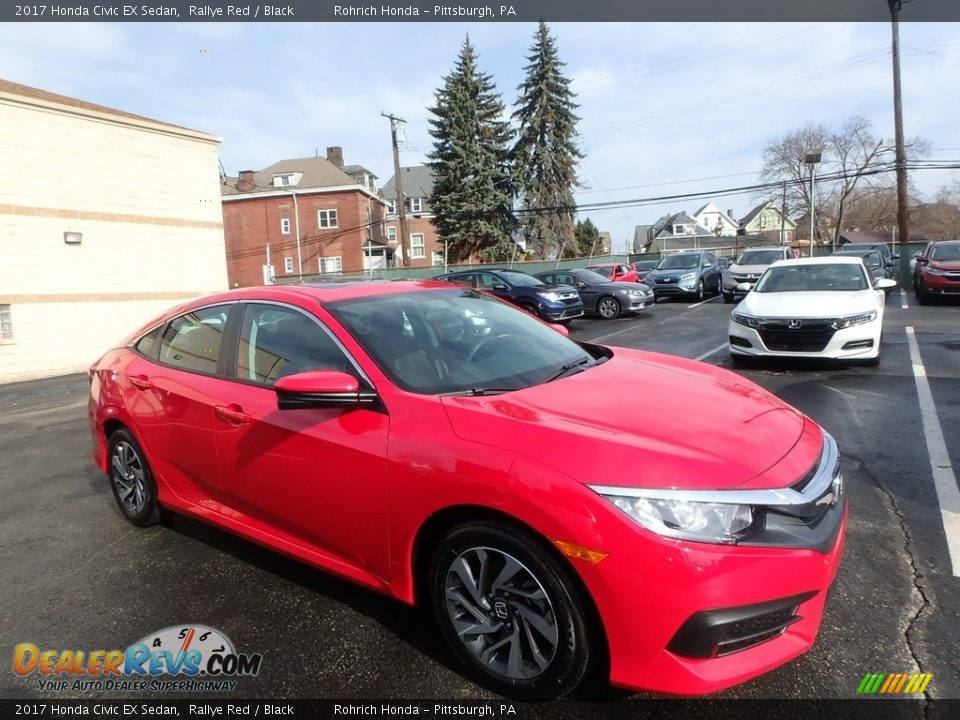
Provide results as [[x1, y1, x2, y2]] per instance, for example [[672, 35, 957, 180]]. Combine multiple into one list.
[[891, 253, 900, 260], [275, 370, 377, 411], [736, 282, 752, 292], [876, 278, 897, 290], [577, 282, 587, 289], [550, 323, 570, 337], [915, 256, 929, 265], [492, 283, 509, 291]]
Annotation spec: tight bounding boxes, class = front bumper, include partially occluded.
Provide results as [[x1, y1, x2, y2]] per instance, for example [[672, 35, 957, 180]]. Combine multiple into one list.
[[579, 429, 847, 694], [919, 272, 960, 295], [543, 305, 585, 321], [727, 319, 881, 359], [649, 282, 699, 298]]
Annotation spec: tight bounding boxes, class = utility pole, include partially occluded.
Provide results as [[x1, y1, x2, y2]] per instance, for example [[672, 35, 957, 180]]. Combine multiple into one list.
[[889, 0, 910, 247], [780, 181, 787, 246], [382, 112, 411, 267]]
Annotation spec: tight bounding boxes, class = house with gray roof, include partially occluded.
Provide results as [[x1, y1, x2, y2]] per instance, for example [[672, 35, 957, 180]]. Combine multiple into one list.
[[739, 201, 796, 245], [381, 166, 445, 268], [635, 212, 720, 253]]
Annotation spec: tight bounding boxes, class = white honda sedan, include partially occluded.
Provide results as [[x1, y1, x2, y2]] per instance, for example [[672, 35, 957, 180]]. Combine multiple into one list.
[[728, 257, 896, 366]]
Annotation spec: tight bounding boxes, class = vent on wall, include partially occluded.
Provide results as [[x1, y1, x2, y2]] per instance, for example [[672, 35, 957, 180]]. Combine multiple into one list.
[[64, 231, 82, 245]]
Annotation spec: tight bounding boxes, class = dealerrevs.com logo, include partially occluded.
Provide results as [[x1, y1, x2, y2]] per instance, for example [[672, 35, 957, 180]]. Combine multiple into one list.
[[13, 625, 262, 692]]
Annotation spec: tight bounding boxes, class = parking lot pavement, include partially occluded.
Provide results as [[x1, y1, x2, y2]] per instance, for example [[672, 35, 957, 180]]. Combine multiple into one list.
[[1, 294, 959, 702]]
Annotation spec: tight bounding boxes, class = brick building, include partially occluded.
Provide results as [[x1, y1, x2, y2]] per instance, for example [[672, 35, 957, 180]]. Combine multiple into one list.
[[381, 166, 446, 269], [221, 147, 388, 287]]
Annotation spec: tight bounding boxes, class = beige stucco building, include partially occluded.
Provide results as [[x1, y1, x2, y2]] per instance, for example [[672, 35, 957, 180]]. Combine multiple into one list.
[[0, 79, 227, 383]]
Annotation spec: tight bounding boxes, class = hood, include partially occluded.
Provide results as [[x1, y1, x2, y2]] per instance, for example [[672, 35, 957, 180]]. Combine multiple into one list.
[[606, 281, 649, 292], [537, 283, 578, 293], [440, 349, 809, 491], [930, 260, 960, 271], [728, 263, 773, 275], [740, 290, 878, 317], [647, 268, 698, 279]]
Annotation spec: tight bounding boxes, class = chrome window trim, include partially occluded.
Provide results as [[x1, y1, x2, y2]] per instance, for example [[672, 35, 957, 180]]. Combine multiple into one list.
[[590, 431, 839, 507]]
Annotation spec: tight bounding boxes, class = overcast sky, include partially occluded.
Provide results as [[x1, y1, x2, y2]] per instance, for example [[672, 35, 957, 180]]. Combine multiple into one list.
[[2, 21, 958, 251]]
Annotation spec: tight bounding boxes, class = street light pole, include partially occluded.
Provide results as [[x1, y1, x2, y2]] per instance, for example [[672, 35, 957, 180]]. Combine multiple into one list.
[[804, 149, 823, 257]]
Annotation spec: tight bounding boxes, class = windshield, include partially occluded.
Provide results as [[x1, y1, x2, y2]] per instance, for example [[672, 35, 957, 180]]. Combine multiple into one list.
[[754, 264, 869, 293], [736, 250, 783, 266], [573, 269, 611, 284], [498, 271, 543, 287], [931, 245, 960, 261], [590, 266, 614, 278], [327, 289, 594, 395], [657, 254, 699, 270], [633, 261, 658, 271]]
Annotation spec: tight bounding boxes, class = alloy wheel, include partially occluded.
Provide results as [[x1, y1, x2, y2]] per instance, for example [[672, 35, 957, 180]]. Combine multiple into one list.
[[597, 297, 620, 319], [111, 441, 148, 515], [443, 546, 559, 681]]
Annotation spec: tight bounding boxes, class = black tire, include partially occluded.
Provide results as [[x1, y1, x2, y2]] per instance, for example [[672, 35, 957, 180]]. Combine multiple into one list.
[[518, 301, 540, 318], [107, 428, 162, 527], [722, 292, 734, 304], [695, 280, 705, 302], [715, 276, 723, 295], [915, 285, 929, 305], [429, 522, 595, 700], [596, 296, 621, 320]]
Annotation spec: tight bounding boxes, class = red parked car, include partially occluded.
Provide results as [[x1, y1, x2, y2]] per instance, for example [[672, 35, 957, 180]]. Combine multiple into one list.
[[913, 240, 960, 304], [89, 281, 846, 698], [586, 262, 639, 283]]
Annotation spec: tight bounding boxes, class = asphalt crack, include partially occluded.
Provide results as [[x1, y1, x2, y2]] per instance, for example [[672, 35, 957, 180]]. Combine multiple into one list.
[[849, 452, 933, 711]]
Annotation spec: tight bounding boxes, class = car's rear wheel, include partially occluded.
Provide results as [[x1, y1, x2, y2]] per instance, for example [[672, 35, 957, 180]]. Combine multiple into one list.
[[722, 292, 734, 304], [429, 522, 593, 699], [597, 296, 621, 320], [108, 429, 161, 527]]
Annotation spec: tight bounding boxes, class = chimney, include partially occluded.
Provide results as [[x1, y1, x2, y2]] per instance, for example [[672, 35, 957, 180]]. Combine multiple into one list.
[[727, 209, 734, 220], [326, 146, 344, 169], [237, 170, 255, 192]]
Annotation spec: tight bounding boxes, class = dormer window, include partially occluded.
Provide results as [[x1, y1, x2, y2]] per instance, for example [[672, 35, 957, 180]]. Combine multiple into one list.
[[386, 200, 396, 215], [410, 197, 423, 213], [272, 172, 302, 188], [674, 224, 685, 235]]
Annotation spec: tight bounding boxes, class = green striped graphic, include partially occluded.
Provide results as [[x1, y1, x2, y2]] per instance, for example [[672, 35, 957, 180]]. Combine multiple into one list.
[[857, 672, 932, 695]]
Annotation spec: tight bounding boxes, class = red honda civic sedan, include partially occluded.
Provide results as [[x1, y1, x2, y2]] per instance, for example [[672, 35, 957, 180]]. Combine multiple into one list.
[[88, 281, 846, 699]]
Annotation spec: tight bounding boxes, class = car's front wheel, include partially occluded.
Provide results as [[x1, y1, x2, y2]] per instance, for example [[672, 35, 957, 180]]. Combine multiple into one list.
[[722, 291, 734, 304], [596, 296, 621, 320], [429, 522, 594, 699], [108, 428, 161, 527]]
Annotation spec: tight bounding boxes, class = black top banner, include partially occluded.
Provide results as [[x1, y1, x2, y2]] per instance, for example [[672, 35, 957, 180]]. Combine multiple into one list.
[[3, 0, 960, 23]]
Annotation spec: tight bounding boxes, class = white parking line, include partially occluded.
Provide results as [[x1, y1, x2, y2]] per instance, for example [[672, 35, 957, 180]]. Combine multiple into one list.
[[695, 343, 727, 362], [687, 296, 719, 309], [900, 289, 909, 310], [905, 326, 960, 577]]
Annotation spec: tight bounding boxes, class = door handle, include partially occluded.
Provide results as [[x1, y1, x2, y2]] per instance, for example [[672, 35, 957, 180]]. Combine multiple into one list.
[[215, 404, 251, 425], [129, 375, 154, 390]]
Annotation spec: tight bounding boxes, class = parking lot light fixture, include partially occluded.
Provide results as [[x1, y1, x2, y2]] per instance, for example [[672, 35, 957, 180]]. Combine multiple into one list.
[[804, 149, 823, 257]]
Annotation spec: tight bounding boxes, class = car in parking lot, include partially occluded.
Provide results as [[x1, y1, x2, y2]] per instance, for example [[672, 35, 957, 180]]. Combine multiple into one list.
[[830, 246, 888, 284], [434, 268, 583, 323], [644, 251, 723, 301], [88, 281, 847, 699], [630, 259, 659, 283], [728, 257, 896, 366], [722, 247, 798, 303], [913, 240, 960, 304], [534, 268, 654, 319], [834, 241, 898, 278], [586, 262, 639, 283]]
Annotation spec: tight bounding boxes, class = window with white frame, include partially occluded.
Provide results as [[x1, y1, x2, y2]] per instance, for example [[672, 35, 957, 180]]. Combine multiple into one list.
[[284, 257, 293, 273], [386, 226, 397, 243], [432, 251, 443, 267], [410, 197, 423, 213], [386, 200, 396, 214], [319, 256, 342, 274], [410, 233, 425, 258], [280, 218, 290, 234], [317, 209, 338, 228], [0, 305, 13, 341], [674, 224, 685, 235]]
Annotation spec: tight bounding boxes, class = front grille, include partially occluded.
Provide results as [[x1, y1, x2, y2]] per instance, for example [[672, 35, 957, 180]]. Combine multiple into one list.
[[716, 607, 801, 656], [656, 277, 679, 284], [732, 274, 759, 283], [757, 319, 836, 352]]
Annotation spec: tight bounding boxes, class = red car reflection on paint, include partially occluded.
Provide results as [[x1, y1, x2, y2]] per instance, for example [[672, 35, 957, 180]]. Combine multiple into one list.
[[89, 281, 846, 699]]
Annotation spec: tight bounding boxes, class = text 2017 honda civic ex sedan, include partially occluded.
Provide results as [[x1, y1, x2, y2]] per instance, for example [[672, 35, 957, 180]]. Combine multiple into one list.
[[89, 281, 846, 699]]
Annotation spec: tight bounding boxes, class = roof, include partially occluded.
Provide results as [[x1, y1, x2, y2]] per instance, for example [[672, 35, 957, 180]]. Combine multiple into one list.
[[342, 164, 377, 179], [0, 77, 215, 139], [188, 280, 458, 309], [382, 165, 435, 200], [222, 156, 362, 196], [773, 256, 866, 267], [838, 230, 891, 245], [739, 202, 770, 227]]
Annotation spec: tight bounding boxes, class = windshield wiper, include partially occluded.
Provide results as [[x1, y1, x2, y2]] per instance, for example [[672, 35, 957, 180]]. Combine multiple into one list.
[[441, 387, 516, 397], [543, 356, 594, 383]]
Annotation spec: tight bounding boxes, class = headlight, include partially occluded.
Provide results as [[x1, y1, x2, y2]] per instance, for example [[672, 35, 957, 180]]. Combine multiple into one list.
[[731, 311, 761, 328], [680, 272, 696, 282], [832, 310, 877, 329], [598, 492, 756, 544], [927, 267, 948, 276], [537, 291, 563, 302]]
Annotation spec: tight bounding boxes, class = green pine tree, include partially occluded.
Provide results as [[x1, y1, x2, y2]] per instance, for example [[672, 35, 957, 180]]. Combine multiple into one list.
[[512, 22, 583, 260], [427, 37, 517, 263], [575, 218, 601, 257]]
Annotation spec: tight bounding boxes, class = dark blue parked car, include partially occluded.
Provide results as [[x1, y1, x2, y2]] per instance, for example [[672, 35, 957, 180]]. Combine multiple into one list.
[[434, 268, 584, 323]]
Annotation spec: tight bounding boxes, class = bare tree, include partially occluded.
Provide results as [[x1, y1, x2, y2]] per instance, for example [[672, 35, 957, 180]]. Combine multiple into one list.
[[760, 117, 928, 245], [916, 179, 960, 241]]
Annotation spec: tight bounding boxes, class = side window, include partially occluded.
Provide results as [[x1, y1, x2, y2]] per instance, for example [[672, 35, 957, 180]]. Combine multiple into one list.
[[556, 274, 573, 285], [158, 306, 229, 374], [133, 325, 164, 360], [476, 273, 502, 290], [446, 273, 475, 288], [541, 274, 556, 284], [236, 304, 352, 386]]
